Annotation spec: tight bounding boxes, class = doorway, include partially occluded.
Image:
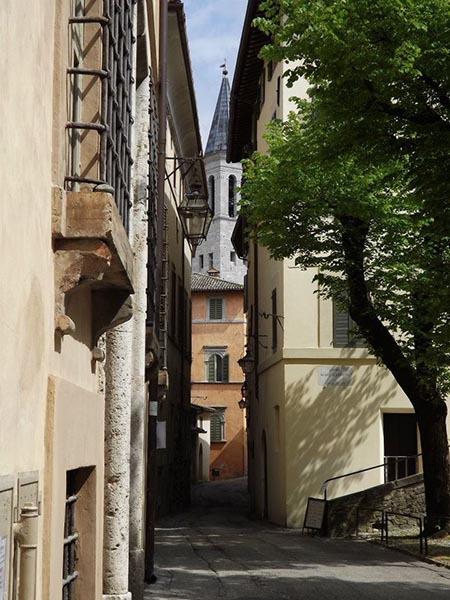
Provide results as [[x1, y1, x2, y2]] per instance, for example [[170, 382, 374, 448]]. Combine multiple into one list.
[[383, 413, 418, 481]]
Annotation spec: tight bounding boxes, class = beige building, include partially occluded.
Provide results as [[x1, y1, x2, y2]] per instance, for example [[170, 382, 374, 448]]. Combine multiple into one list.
[[228, 0, 447, 528], [191, 273, 247, 482], [0, 1, 206, 598]]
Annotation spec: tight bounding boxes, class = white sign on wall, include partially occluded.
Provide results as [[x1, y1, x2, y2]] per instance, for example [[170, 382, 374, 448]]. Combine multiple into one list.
[[318, 366, 353, 387], [156, 421, 166, 449]]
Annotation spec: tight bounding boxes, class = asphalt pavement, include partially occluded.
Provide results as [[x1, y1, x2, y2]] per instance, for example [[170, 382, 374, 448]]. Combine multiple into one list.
[[145, 477, 450, 599]]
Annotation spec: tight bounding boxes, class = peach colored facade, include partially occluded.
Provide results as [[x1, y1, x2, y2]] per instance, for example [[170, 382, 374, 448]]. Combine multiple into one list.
[[191, 284, 247, 480]]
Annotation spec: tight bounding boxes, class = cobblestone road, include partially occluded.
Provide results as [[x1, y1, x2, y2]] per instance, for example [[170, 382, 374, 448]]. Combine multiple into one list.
[[145, 477, 450, 600]]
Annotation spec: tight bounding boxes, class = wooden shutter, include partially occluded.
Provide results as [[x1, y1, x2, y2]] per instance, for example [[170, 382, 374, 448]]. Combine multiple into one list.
[[222, 355, 229, 382], [333, 301, 350, 347], [333, 300, 366, 348], [207, 355, 215, 382], [209, 298, 223, 320]]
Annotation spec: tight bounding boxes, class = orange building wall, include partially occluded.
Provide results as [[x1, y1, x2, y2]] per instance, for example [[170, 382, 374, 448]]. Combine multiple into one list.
[[191, 288, 247, 480]]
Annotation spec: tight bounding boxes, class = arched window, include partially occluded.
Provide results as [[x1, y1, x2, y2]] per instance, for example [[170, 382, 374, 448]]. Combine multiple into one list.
[[208, 175, 215, 215], [206, 353, 229, 383], [228, 175, 237, 217]]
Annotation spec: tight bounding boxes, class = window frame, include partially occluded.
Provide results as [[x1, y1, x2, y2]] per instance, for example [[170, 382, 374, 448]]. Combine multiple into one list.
[[210, 407, 226, 442], [208, 297, 225, 321]]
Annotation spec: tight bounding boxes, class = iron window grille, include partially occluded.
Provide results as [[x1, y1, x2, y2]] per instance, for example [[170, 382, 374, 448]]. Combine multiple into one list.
[[66, 0, 136, 233], [62, 489, 79, 599]]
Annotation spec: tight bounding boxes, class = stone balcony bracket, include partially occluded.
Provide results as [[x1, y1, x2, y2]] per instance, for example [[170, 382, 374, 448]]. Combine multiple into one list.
[[52, 187, 135, 347]]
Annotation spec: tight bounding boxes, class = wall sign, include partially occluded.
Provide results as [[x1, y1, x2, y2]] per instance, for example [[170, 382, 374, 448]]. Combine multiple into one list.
[[318, 366, 353, 387], [303, 497, 326, 532]]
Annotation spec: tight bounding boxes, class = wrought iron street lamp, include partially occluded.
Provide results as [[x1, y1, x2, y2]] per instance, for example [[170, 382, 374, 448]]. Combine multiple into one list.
[[238, 352, 255, 374], [238, 398, 247, 410], [177, 188, 212, 255]]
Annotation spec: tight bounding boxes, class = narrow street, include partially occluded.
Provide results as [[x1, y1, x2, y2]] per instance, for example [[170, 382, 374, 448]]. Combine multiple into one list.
[[145, 477, 450, 600]]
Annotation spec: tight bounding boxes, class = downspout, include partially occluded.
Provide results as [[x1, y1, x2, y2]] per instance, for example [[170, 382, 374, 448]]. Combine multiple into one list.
[[145, 0, 168, 584]]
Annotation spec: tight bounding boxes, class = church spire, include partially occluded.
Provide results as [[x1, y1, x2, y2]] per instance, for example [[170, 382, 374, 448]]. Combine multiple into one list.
[[205, 65, 230, 155]]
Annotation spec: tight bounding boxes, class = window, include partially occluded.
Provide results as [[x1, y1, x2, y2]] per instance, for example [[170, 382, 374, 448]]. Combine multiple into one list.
[[208, 253, 214, 269], [207, 354, 229, 383], [199, 254, 204, 269], [66, 0, 134, 232], [230, 251, 236, 264], [271, 288, 278, 351], [267, 59, 274, 81], [210, 408, 226, 442], [333, 301, 366, 348], [63, 467, 95, 600], [276, 76, 281, 106], [208, 175, 215, 215], [228, 175, 237, 217], [208, 298, 224, 320]]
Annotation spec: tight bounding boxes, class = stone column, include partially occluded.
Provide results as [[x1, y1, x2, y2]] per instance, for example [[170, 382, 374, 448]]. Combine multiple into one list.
[[128, 75, 150, 599], [103, 324, 133, 600]]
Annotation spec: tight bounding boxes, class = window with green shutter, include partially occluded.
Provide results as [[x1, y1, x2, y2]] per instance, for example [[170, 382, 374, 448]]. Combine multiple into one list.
[[208, 298, 224, 320], [210, 408, 226, 442], [206, 353, 229, 383], [333, 301, 366, 348]]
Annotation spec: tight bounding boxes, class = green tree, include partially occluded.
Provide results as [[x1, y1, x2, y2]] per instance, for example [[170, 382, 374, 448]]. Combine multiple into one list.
[[240, 0, 450, 527]]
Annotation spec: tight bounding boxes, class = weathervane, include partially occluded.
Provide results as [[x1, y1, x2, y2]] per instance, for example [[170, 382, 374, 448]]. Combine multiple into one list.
[[220, 60, 228, 76]]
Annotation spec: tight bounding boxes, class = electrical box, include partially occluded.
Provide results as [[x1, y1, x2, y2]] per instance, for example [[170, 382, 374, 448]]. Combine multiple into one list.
[[0, 476, 15, 600]]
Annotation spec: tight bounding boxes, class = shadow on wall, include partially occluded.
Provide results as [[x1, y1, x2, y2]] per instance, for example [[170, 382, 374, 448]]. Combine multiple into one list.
[[283, 363, 400, 525], [210, 427, 246, 480]]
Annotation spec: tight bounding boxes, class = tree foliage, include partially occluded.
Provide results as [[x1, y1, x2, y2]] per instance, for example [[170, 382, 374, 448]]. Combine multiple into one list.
[[241, 0, 450, 393]]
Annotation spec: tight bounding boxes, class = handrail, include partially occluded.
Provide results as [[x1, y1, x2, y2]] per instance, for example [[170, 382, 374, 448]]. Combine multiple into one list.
[[320, 444, 450, 500], [320, 453, 423, 500]]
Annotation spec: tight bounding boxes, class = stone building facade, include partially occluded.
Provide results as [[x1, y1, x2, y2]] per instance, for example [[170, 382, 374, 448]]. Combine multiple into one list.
[[0, 1, 205, 598], [191, 273, 247, 481]]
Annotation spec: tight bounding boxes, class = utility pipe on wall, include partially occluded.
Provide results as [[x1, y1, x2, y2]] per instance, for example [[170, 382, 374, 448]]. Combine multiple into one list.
[[13, 503, 39, 600]]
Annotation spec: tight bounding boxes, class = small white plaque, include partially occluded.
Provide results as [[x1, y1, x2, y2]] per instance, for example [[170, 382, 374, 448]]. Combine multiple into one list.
[[149, 401, 158, 417], [156, 421, 166, 449], [318, 366, 353, 387], [0, 536, 7, 600]]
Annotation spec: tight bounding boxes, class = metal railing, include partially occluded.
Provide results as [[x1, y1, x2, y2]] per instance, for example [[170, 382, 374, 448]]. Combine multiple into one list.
[[320, 454, 422, 500], [384, 455, 418, 483]]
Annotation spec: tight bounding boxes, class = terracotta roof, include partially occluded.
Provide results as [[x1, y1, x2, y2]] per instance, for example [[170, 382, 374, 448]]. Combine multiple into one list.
[[191, 272, 243, 291]]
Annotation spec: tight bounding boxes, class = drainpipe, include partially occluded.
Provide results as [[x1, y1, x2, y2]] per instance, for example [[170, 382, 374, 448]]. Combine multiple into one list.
[[13, 503, 39, 600], [145, 0, 168, 584]]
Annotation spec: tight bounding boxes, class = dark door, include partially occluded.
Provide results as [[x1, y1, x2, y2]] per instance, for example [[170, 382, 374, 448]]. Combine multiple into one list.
[[383, 413, 418, 481]]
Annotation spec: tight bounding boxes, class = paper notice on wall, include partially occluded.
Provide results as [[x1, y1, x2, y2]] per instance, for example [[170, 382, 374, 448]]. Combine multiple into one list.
[[0, 536, 7, 600], [156, 421, 167, 449]]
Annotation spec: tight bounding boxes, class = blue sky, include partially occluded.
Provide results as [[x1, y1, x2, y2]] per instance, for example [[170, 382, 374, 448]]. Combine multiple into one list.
[[183, 0, 248, 149]]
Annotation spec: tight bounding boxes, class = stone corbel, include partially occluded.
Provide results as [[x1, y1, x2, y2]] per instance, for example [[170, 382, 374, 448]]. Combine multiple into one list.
[[53, 187, 135, 345]]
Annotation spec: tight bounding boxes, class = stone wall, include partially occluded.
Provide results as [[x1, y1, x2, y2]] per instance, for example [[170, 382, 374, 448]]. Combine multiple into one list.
[[326, 473, 425, 537]]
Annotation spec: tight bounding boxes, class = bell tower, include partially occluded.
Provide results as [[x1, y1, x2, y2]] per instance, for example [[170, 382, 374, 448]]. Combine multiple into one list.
[[192, 66, 246, 284]]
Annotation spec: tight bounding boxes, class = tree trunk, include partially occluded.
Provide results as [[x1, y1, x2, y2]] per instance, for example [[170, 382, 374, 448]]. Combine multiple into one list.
[[416, 398, 450, 532], [339, 215, 450, 526]]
